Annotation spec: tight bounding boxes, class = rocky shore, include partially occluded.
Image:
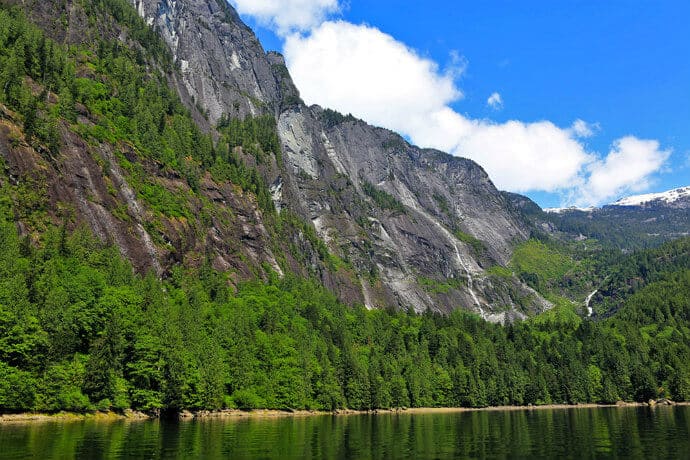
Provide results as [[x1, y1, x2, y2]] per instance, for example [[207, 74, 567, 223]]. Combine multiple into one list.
[[3, 400, 686, 424]]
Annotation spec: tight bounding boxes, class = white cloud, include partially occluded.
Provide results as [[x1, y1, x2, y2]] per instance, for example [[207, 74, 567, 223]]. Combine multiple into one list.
[[247, 13, 668, 206], [577, 137, 671, 205], [571, 119, 598, 138], [284, 21, 461, 127], [487, 92, 503, 110], [229, 0, 340, 35]]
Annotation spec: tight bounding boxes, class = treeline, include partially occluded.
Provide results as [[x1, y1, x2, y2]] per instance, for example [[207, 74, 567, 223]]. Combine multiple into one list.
[[1, 219, 689, 414]]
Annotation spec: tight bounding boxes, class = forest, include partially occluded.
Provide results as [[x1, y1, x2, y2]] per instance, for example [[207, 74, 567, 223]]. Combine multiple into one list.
[[1, 1, 690, 415], [1, 216, 689, 413]]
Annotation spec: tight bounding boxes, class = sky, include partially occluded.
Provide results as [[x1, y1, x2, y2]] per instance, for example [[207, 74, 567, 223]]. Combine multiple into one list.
[[228, 0, 690, 208]]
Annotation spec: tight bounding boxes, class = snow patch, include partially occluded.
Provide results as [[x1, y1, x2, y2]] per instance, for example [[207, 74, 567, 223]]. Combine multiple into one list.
[[544, 206, 596, 214], [611, 186, 690, 207]]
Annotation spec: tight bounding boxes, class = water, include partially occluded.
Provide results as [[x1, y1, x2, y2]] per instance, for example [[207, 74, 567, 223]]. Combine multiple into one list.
[[2, 406, 690, 459]]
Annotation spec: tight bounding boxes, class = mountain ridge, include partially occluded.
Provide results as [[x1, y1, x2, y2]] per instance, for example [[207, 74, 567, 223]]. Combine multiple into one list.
[[544, 185, 690, 213], [128, 0, 551, 318], [0, 0, 554, 319], [610, 185, 690, 208]]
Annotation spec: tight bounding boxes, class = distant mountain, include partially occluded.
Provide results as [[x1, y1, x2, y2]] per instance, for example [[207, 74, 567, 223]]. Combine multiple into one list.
[[588, 236, 690, 317], [610, 186, 690, 209], [543, 206, 595, 214], [542, 186, 690, 212], [509, 187, 690, 250]]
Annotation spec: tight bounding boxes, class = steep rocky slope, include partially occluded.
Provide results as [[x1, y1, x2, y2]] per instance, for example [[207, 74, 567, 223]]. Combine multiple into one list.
[[133, 0, 551, 318], [3, 0, 552, 318], [0, 0, 300, 283], [132, 0, 299, 122], [275, 106, 549, 319]]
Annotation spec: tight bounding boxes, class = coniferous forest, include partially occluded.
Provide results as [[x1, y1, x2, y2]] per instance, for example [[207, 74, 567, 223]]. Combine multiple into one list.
[[1, 2, 689, 416], [1, 216, 690, 413]]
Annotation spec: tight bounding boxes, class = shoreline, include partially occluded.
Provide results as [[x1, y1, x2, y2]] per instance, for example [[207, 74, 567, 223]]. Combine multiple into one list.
[[2, 401, 687, 424]]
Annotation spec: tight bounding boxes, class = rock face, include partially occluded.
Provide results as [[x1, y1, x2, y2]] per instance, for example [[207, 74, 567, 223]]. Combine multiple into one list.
[[0, 102, 282, 280], [131, 0, 299, 123], [4, 0, 552, 318], [124, 0, 551, 318], [275, 106, 551, 317]]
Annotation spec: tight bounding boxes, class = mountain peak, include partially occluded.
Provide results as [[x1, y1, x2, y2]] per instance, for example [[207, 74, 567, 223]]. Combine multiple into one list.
[[610, 186, 690, 208]]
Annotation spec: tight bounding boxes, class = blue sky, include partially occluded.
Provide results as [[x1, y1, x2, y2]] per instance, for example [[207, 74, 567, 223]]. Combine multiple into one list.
[[229, 0, 689, 208]]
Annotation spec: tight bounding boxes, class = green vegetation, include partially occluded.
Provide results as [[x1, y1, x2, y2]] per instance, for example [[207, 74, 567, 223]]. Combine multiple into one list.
[[218, 114, 282, 165], [81, 0, 172, 65], [361, 181, 406, 215], [320, 108, 356, 128], [138, 182, 191, 219], [418, 276, 465, 295], [486, 265, 513, 279], [0, 219, 689, 414], [592, 237, 690, 315], [454, 230, 486, 256], [510, 239, 577, 292]]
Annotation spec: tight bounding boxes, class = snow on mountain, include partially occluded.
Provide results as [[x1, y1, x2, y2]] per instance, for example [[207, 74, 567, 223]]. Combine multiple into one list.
[[543, 206, 596, 214], [610, 186, 690, 207]]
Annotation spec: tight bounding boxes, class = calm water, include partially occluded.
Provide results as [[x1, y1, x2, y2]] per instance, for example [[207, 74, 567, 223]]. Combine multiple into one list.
[[1, 406, 690, 459]]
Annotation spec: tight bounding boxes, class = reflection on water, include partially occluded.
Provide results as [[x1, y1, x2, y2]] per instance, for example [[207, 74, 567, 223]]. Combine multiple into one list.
[[1, 406, 689, 459]]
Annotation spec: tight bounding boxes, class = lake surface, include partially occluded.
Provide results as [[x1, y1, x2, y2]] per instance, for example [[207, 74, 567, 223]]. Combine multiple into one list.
[[2, 406, 690, 459]]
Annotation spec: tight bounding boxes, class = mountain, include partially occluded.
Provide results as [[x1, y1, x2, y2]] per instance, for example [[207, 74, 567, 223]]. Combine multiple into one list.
[[2, 0, 690, 416], [535, 187, 690, 250], [134, 0, 554, 320], [0, 0, 551, 320], [610, 186, 690, 209]]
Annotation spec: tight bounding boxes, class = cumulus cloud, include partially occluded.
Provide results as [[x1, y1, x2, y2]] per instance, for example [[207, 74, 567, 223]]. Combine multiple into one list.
[[487, 92, 503, 110], [229, 0, 340, 35], [577, 137, 671, 205], [240, 10, 669, 206], [284, 21, 461, 127]]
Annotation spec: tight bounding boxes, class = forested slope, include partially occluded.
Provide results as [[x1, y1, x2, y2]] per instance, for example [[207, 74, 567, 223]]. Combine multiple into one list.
[[2, 217, 690, 413]]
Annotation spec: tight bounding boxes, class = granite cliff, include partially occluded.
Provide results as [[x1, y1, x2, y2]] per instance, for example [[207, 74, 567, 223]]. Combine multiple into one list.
[[1, 0, 552, 319]]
